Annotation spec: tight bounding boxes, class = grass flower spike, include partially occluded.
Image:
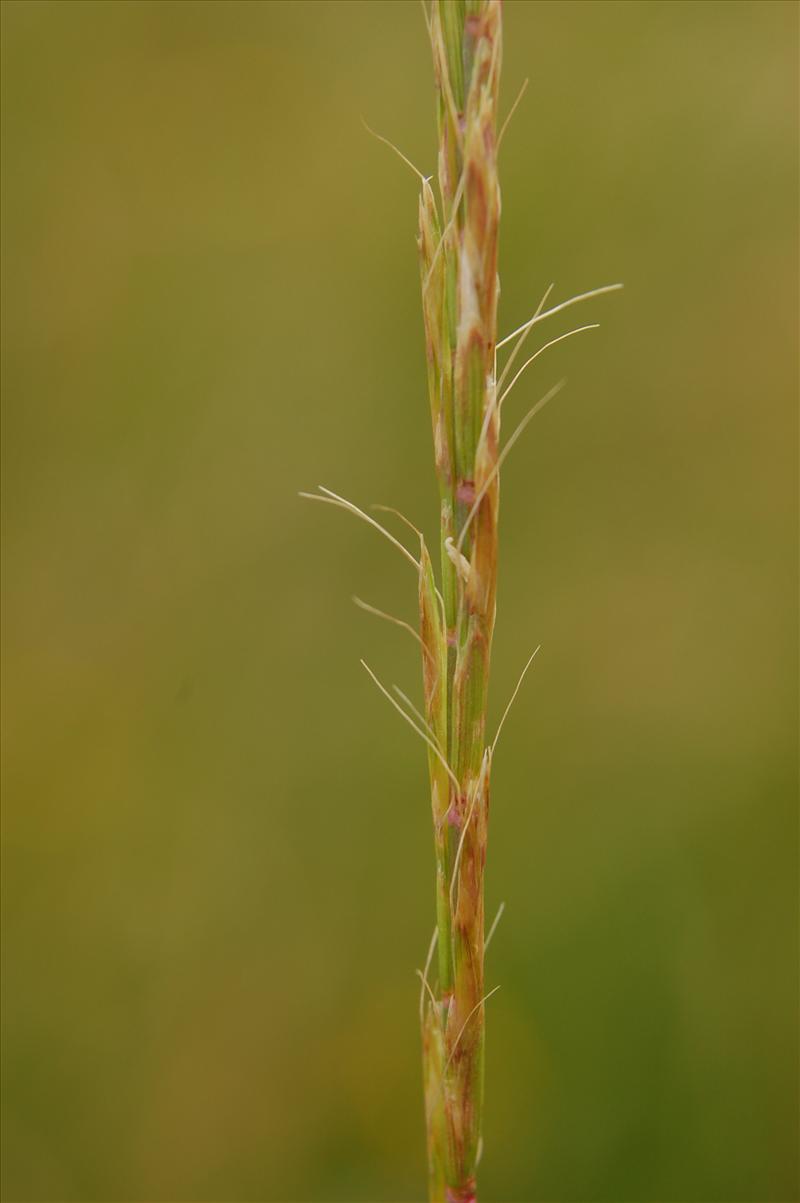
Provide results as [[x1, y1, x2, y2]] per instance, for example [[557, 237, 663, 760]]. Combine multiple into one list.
[[303, 3, 619, 1197], [417, 5, 501, 1200]]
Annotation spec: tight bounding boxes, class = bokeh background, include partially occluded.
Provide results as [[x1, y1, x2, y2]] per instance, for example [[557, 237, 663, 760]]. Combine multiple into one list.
[[2, 2, 797, 1200]]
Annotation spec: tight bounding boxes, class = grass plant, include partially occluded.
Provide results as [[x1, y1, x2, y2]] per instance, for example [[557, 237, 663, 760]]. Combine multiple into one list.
[[303, 3, 619, 1197]]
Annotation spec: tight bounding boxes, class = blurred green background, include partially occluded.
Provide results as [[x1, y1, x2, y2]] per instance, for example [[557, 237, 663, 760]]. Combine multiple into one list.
[[1, 1, 797, 1200]]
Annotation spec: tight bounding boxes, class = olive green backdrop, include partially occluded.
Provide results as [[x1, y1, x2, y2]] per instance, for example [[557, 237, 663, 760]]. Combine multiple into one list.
[[2, 2, 797, 1200]]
